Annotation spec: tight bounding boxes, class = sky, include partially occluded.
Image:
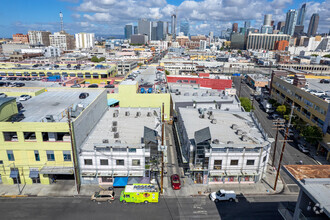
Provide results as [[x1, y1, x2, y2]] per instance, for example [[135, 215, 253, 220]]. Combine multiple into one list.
[[0, 0, 329, 37]]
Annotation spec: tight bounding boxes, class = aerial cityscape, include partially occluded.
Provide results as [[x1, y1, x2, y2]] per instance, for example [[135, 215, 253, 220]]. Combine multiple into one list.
[[0, 0, 330, 219]]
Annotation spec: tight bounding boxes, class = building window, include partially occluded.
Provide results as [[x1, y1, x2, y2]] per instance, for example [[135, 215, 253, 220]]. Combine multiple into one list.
[[246, 160, 255, 165], [230, 160, 239, 166], [3, 132, 18, 141], [34, 150, 40, 161], [24, 132, 36, 141], [46, 150, 55, 161], [84, 159, 93, 165], [63, 151, 71, 161], [213, 160, 222, 170], [101, 177, 112, 183], [132, 159, 140, 166], [116, 160, 124, 166], [129, 148, 137, 153], [7, 150, 15, 161], [100, 159, 108, 165]]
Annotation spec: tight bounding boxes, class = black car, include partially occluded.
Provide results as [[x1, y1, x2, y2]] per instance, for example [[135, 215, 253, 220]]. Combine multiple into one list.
[[79, 92, 89, 99], [0, 82, 5, 87], [320, 79, 330, 84], [104, 84, 115, 88], [88, 84, 98, 88], [7, 113, 25, 122], [13, 82, 25, 87], [17, 102, 23, 111]]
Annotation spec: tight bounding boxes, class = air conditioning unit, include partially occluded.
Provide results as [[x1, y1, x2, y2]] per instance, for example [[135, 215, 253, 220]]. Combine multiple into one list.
[[211, 119, 217, 124], [114, 132, 119, 138], [199, 114, 205, 119], [112, 127, 117, 132], [113, 113, 118, 117], [136, 111, 141, 117], [112, 121, 118, 126], [236, 129, 243, 135], [212, 139, 219, 144], [231, 124, 238, 130], [102, 139, 109, 143], [115, 140, 121, 143], [125, 111, 130, 116], [147, 112, 152, 117]]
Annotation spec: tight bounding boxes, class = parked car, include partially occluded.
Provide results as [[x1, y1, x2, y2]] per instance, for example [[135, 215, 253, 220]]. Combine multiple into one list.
[[209, 190, 236, 202], [0, 82, 5, 87], [91, 190, 115, 202], [13, 82, 25, 87], [71, 84, 81, 88], [7, 113, 25, 122], [298, 144, 310, 153], [18, 95, 31, 101], [271, 113, 280, 120], [17, 102, 23, 111], [170, 174, 181, 190], [88, 84, 98, 88], [0, 93, 7, 98], [320, 79, 330, 84], [79, 92, 89, 99], [104, 84, 115, 88], [310, 90, 325, 96]]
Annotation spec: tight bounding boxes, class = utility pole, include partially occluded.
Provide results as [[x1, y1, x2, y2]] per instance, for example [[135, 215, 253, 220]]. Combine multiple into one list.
[[272, 119, 285, 167], [274, 103, 294, 191], [67, 109, 80, 194], [160, 103, 165, 194]]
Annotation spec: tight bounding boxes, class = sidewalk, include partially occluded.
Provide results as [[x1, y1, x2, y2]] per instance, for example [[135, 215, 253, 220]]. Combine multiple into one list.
[[163, 164, 284, 198]]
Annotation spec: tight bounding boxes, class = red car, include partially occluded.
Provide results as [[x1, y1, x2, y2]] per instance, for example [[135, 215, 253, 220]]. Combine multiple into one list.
[[171, 174, 181, 190]]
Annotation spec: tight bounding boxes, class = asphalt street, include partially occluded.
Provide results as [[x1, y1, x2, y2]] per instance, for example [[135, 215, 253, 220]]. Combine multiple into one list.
[[233, 77, 317, 188], [0, 195, 297, 220]]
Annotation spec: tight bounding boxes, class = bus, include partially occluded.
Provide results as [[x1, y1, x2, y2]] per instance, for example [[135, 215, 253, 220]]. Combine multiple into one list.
[[120, 184, 159, 204]]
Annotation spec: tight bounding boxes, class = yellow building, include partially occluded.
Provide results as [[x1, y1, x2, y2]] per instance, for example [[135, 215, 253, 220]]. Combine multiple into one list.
[[108, 81, 171, 121], [271, 76, 330, 161], [0, 88, 107, 185]]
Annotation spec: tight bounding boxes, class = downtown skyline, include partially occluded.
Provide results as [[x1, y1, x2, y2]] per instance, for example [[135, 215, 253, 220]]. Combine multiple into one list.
[[0, 0, 329, 37]]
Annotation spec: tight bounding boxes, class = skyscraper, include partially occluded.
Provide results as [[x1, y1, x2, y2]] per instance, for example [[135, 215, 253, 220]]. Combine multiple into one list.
[[277, 21, 285, 31], [75, 33, 95, 49], [264, 14, 272, 26], [138, 18, 151, 41], [151, 22, 157, 41], [171, 14, 177, 40], [28, 31, 51, 46], [244, 21, 251, 29], [134, 26, 138, 34], [124, 25, 133, 39], [284, 9, 298, 36], [307, 13, 319, 37], [232, 23, 238, 33], [180, 20, 189, 36], [297, 3, 306, 26], [156, 21, 167, 40]]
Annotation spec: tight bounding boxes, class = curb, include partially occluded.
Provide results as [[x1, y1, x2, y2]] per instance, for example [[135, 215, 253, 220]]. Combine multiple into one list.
[[0, 195, 28, 198]]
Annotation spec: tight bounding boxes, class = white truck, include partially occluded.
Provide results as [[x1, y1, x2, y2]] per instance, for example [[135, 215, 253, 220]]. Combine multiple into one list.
[[262, 100, 273, 113], [209, 189, 236, 202]]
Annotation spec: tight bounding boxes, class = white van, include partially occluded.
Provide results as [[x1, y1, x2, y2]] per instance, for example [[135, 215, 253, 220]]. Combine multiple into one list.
[[209, 189, 236, 202]]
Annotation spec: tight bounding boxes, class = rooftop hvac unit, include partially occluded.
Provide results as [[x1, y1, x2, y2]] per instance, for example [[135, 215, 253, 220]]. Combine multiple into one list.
[[198, 108, 204, 114], [114, 132, 119, 138], [236, 129, 243, 135], [114, 109, 119, 114], [147, 112, 152, 117], [102, 139, 109, 143], [184, 92, 189, 96], [115, 140, 121, 143], [45, 115, 55, 122], [112, 126, 117, 132], [112, 121, 118, 126], [136, 111, 141, 117], [231, 124, 238, 130], [207, 111, 213, 116], [241, 135, 248, 142], [227, 141, 234, 144], [175, 91, 181, 95], [209, 115, 214, 120], [212, 139, 220, 144], [153, 110, 158, 117], [201, 93, 207, 96], [113, 113, 118, 118], [199, 114, 205, 119], [211, 119, 217, 124], [192, 92, 198, 96], [125, 111, 130, 116]]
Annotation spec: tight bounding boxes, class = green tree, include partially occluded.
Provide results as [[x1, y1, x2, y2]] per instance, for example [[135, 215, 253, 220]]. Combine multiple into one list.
[[237, 50, 242, 54], [98, 57, 105, 62], [276, 105, 286, 115], [301, 126, 323, 145], [91, 56, 99, 62], [239, 97, 252, 112], [137, 63, 143, 67], [220, 46, 224, 51], [323, 54, 330, 58], [311, 54, 318, 57], [165, 70, 170, 75]]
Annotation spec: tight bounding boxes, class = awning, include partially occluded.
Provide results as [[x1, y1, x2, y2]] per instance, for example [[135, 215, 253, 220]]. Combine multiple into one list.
[[10, 170, 19, 178], [127, 177, 142, 184], [139, 177, 150, 184], [107, 98, 119, 106], [113, 177, 128, 187], [209, 171, 226, 176], [40, 166, 73, 175], [29, 170, 39, 178]]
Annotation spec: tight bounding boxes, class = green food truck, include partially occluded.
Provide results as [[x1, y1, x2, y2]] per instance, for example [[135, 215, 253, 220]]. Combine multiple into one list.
[[120, 184, 159, 203]]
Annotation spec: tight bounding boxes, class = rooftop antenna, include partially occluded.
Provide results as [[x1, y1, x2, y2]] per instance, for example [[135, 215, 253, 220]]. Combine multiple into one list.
[[60, 12, 64, 32]]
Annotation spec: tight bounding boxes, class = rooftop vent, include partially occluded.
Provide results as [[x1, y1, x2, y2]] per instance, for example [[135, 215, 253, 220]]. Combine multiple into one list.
[[136, 111, 141, 117], [198, 108, 204, 114], [112, 121, 117, 126], [115, 140, 121, 143], [184, 92, 189, 96], [209, 115, 214, 120], [114, 109, 119, 114], [227, 141, 234, 144], [236, 129, 243, 135], [207, 111, 213, 116], [153, 110, 158, 117], [113, 113, 118, 117], [102, 139, 109, 143], [201, 93, 207, 96], [192, 92, 198, 96], [147, 112, 152, 117], [125, 111, 130, 116], [175, 91, 181, 95], [45, 115, 55, 122], [212, 139, 220, 144], [114, 132, 119, 138], [231, 124, 238, 130], [199, 114, 205, 119], [241, 135, 248, 142], [112, 126, 117, 132], [211, 119, 217, 124]]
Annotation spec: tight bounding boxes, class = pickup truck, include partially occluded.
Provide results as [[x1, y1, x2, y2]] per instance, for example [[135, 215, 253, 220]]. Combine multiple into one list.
[[209, 189, 236, 202]]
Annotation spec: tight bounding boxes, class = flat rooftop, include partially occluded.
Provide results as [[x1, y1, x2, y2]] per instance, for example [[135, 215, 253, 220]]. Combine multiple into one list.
[[18, 89, 103, 122], [81, 107, 161, 151], [284, 165, 330, 180], [179, 108, 267, 147], [0, 63, 114, 71]]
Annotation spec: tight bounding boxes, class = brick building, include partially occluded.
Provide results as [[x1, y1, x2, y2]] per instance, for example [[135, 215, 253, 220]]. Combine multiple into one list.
[[12, 33, 29, 43], [274, 40, 289, 50]]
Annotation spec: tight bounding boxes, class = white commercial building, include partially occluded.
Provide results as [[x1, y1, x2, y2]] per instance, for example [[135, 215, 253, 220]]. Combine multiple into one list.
[[79, 107, 161, 185], [175, 108, 272, 184], [28, 31, 51, 46], [75, 32, 95, 49], [43, 46, 61, 57], [49, 31, 75, 51], [200, 40, 207, 50]]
